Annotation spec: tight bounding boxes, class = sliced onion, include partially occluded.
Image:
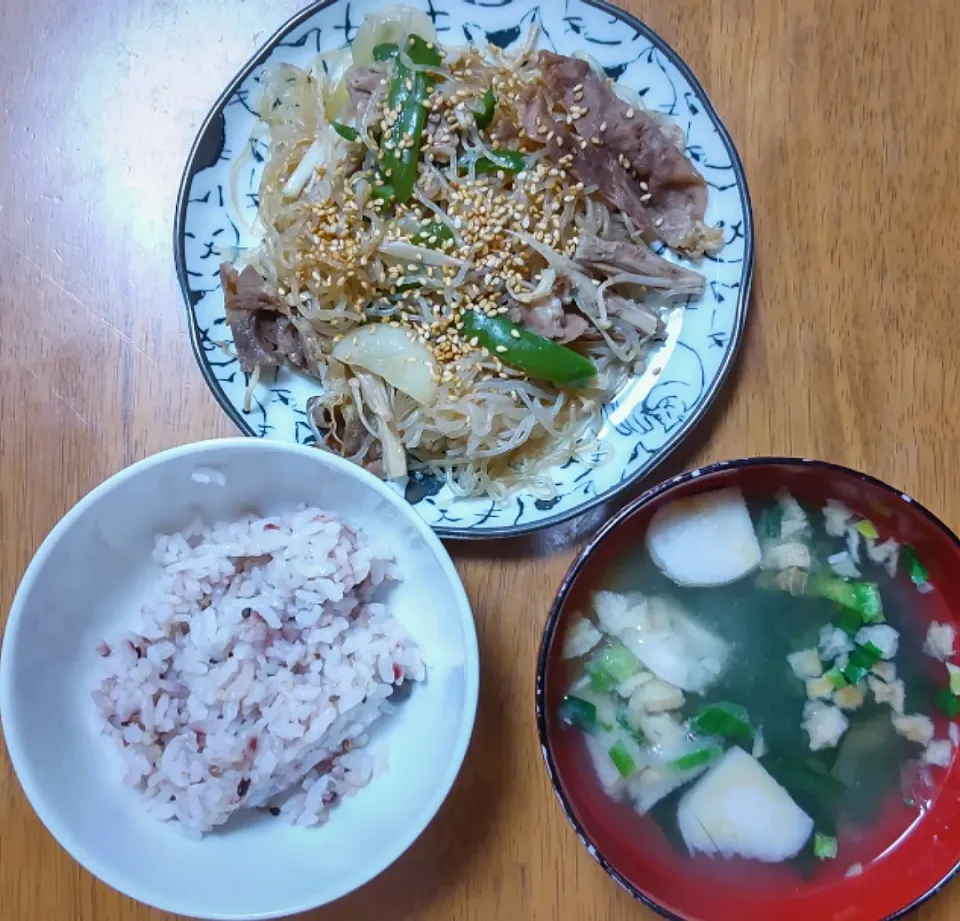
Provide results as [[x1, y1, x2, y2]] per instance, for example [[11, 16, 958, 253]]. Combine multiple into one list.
[[313, 48, 354, 119], [351, 5, 438, 67], [333, 325, 438, 405], [283, 138, 326, 199]]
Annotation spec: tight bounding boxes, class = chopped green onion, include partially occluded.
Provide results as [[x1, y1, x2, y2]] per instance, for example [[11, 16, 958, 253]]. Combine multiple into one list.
[[856, 583, 885, 623], [558, 695, 597, 731], [808, 576, 885, 623], [766, 574, 885, 623], [948, 663, 960, 695], [843, 644, 883, 685], [902, 545, 930, 586], [814, 832, 838, 859], [608, 739, 637, 778], [842, 663, 869, 686], [854, 520, 879, 540], [587, 667, 617, 694], [835, 605, 863, 637], [935, 689, 960, 718], [331, 122, 360, 142], [597, 645, 641, 682], [689, 702, 753, 739], [472, 87, 496, 130], [670, 748, 721, 772], [587, 644, 640, 691], [824, 667, 848, 690]]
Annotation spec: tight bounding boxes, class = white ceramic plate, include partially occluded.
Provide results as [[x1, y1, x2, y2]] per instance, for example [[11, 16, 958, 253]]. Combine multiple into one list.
[[0, 439, 479, 919], [175, 0, 753, 538]]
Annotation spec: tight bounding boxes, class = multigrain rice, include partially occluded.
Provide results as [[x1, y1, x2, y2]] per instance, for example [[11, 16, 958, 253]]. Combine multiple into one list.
[[92, 507, 423, 834]]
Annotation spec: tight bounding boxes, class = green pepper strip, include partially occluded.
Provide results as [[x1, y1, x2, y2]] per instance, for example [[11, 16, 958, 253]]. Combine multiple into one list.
[[460, 310, 596, 385], [608, 740, 637, 778], [332, 122, 360, 142], [473, 87, 496, 130], [373, 42, 399, 62], [411, 221, 454, 248], [688, 702, 753, 739], [370, 182, 396, 201], [902, 545, 929, 586], [473, 149, 526, 176], [378, 35, 441, 203]]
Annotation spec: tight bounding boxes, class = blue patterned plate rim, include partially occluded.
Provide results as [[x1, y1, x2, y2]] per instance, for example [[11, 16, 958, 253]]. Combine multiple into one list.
[[173, 0, 754, 540]]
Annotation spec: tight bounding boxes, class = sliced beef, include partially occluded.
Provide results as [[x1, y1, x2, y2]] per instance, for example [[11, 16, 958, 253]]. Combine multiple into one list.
[[507, 297, 590, 343], [574, 234, 705, 293], [339, 65, 385, 122], [524, 52, 719, 255], [219, 263, 306, 372], [486, 109, 522, 146], [424, 110, 460, 160], [307, 396, 385, 479], [346, 67, 382, 97]]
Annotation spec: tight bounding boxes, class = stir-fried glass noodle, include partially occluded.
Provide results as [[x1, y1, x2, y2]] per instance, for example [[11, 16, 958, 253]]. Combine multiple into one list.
[[222, 5, 722, 500]]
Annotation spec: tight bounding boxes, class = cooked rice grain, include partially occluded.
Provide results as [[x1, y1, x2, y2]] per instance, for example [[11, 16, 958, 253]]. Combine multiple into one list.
[[93, 507, 424, 833]]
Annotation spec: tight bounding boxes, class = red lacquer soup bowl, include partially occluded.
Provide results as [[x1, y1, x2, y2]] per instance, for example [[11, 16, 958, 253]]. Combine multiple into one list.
[[536, 458, 960, 921]]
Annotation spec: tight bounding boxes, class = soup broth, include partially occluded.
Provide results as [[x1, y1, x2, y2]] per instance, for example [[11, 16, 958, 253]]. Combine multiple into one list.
[[558, 488, 955, 876]]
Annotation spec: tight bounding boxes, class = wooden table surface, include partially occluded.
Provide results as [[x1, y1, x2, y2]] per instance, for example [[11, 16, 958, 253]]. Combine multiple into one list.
[[2, 0, 959, 918]]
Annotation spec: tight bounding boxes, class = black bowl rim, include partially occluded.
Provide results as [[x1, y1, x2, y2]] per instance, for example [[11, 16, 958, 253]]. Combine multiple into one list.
[[535, 455, 960, 921], [172, 0, 755, 541]]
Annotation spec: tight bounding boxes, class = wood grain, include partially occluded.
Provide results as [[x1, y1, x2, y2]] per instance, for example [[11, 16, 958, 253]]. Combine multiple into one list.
[[2, 0, 959, 918]]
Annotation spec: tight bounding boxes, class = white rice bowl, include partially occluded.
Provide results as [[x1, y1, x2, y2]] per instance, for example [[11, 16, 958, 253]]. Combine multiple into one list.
[[0, 439, 478, 919]]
